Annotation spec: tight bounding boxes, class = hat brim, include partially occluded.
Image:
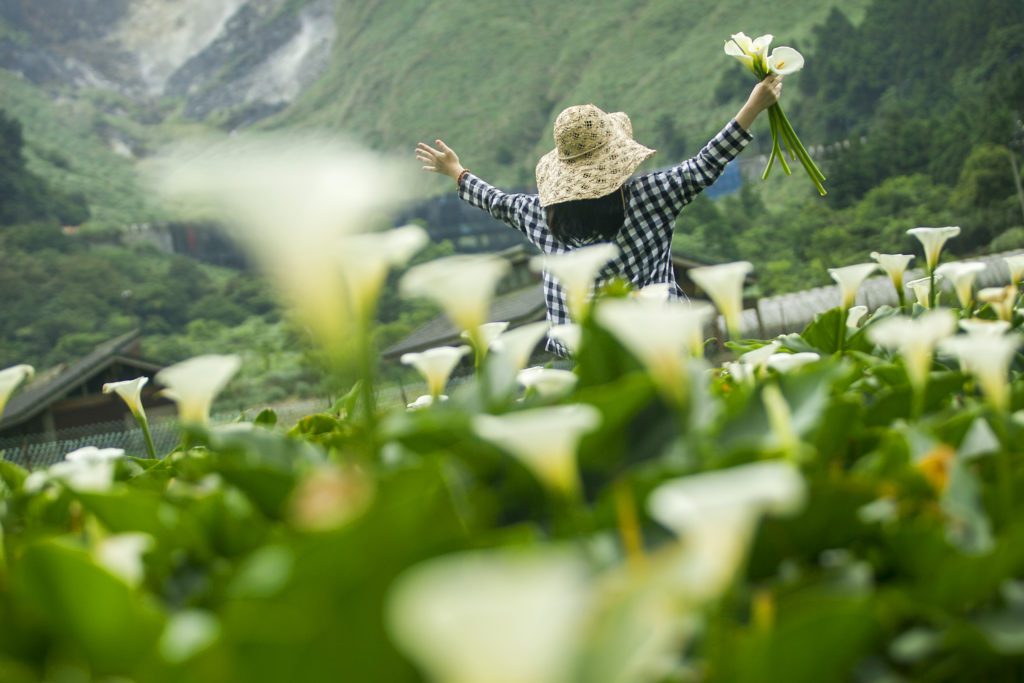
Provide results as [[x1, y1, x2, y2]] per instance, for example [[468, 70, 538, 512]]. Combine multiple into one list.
[[536, 115, 655, 207]]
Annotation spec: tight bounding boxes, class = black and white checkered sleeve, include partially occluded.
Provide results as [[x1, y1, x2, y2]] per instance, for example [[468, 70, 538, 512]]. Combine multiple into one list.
[[641, 119, 753, 216], [458, 173, 545, 244]]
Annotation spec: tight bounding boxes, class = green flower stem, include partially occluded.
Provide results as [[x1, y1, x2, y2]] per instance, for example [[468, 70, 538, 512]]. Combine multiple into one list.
[[134, 413, 157, 459], [928, 268, 937, 310], [991, 414, 1014, 526], [775, 105, 826, 182], [837, 306, 847, 354]]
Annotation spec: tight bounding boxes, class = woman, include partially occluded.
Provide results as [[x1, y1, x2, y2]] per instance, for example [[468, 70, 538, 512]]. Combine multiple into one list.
[[415, 74, 782, 355]]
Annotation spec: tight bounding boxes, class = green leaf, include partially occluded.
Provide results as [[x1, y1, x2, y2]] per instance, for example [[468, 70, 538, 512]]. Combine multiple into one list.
[[254, 409, 278, 428], [798, 308, 844, 354], [0, 458, 28, 492]]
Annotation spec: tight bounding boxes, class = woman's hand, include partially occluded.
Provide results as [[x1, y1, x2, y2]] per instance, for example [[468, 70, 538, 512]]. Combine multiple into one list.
[[415, 139, 465, 180], [735, 74, 783, 130]]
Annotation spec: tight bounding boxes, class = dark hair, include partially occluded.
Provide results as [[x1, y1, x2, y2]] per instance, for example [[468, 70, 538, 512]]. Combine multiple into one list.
[[545, 187, 625, 246]]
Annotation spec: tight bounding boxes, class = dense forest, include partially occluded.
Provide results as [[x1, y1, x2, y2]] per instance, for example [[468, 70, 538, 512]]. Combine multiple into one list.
[[2, 0, 1023, 405]]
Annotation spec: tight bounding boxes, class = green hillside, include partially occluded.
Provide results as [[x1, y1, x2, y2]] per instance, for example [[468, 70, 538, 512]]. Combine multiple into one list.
[[278, 0, 871, 188]]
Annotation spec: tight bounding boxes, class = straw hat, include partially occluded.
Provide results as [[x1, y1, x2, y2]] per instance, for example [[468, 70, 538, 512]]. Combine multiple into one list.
[[535, 104, 656, 207]]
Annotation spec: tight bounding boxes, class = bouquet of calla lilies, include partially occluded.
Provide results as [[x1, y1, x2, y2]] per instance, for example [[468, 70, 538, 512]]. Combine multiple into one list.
[[725, 32, 827, 196]]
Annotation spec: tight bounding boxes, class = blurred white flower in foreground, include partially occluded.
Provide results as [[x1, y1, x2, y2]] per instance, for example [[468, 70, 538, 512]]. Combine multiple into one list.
[[689, 261, 752, 338], [765, 352, 821, 374], [338, 224, 428, 322], [959, 319, 1011, 337], [978, 285, 1017, 322], [531, 243, 619, 320], [1003, 253, 1024, 286], [940, 333, 1022, 412], [401, 255, 510, 348], [648, 461, 806, 602], [935, 261, 987, 310], [633, 282, 672, 301], [596, 299, 712, 404], [401, 346, 470, 399], [767, 46, 804, 75], [95, 533, 154, 586], [738, 340, 781, 370], [907, 275, 944, 308], [517, 367, 578, 398], [907, 226, 960, 272], [48, 446, 127, 492], [156, 354, 242, 426], [406, 394, 447, 410], [548, 324, 582, 356], [461, 321, 510, 355], [828, 263, 877, 310], [847, 305, 869, 330], [151, 135, 412, 351], [490, 322, 550, 373], [868, 309, 957, 393], [0, 364, 34, 418], [473, 404, 601, 497], [387, 547, 591, 683]]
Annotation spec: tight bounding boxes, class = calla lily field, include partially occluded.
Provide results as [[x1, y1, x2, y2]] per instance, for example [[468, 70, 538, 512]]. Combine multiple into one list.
[[4, 141, 1024, 683]]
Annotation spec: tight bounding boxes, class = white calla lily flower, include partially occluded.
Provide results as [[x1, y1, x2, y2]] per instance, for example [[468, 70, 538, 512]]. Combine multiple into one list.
[[907, 226, 961, 271], [156, 354, 242, 426], [871, 252, 914, 295], [152, 136, 411, 352], [828, 263, 878, 309], [959, 319, 1011, 337], [596, 299, 711, 403], [95, 533, 154, 586], [1003, 253, 1024, 285], [49, 446, 127, 492], [939, 333, 1022, 412], [102, 377, 149, 420], [724, 38, 755, 71], [847, 305, 869, 329], [978, 285, 1017, 322], [401, 346, 470, 399], [0, 364, 34, 418], [473, 404, 601, 496], [935, 261, 987, 310], [689, 261, 753, 338], [868, 309, 957, 392], [338, 225, 428, 321], [751, 34, 774, 61], [531, 243, 619, 320], [548, 324, 582, 356], [401, 255, 510, 344], [765, 352, 821, 374], [767, 46, 803, 75], [387, 548, 591, 683], [491, 322, 550, 373], [633, 282, 672, 301], [907, 275, 943, 308], [517, 367, 578, 398], [406, 394, 447, 410], [462, 321, 510, 352], [647, 461, 806, 601], [738, 340, 782, 369]]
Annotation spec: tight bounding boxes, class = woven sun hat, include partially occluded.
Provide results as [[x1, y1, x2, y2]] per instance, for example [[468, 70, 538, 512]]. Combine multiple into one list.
[[535, 104, 656, 207]]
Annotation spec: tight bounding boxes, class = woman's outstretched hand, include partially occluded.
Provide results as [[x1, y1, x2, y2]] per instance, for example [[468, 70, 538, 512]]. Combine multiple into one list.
[[415, 139, 465, 180], [735, 73, 783, 131]]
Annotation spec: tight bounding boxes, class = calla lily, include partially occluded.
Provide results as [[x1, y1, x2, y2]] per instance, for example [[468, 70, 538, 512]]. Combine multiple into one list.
[[767, 46, 803, 75], [739, 340, 782, 369], [723, 361, 755, 384], [596, 299, 711, 404], [0, 364, 34, 418], [765, 352, 820, 374], [907, 226, 961, 272], [978, 285, 1017, 322], [548, 324, 582, 356], [490, 322, 550, 373], [387, 547, 591, 683], [401, 346, 470, 399], [939, 333, 1022, 412], [401, 255, 510, 348], [647, 461, 806, 601], [847, 305, 869, 329], [1003, 253, 1024, 286], [95, 533, 154, 587], [907, 274, 944, 308], [633, 282, 672, 301], [472, 404, 601, 496], [517, 367, 578, 398], [935, 261, 987, 311], [156, 354, 242, 426], [152, 136, 412, 354], [406, 394, 447, 410], [724, 33, 756, 71], [531, 243, 619, 320], [338, 224, 428, 321], [828, 263, 878, 310], [871, 252, 914, 304], [867, 309, 957, 393], [461, 321, 510, 354], [689, 261, 753, 339], [49, 446, 127, 492], [103, 377, 156, 457], [960, 319, 1011, 337], [750, 34, 774, 61]]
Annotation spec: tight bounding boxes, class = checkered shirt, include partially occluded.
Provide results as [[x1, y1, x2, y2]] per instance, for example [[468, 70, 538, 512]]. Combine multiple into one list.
[[458, 119, 753, 356]]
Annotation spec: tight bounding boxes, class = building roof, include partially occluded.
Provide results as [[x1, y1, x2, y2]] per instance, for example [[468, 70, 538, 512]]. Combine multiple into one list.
[[0, 330, 161, 431]]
